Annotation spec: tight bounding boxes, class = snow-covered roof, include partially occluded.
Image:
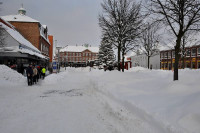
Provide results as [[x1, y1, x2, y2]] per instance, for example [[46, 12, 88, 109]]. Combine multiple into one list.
[[0, 20, 45, 59], [1, 14, 39, 23], [60, 46, 99, 53]]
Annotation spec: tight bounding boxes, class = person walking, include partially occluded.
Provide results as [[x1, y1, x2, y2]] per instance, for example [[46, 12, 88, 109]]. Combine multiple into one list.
[[37, 65, 41, 79], [41, 66, 46, 79], [33, 65, 38, 84], [26, 64, 33, 86]]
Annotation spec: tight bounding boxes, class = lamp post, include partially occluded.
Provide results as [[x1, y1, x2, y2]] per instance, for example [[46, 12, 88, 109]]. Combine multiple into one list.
[[56, 46, 62, 73]]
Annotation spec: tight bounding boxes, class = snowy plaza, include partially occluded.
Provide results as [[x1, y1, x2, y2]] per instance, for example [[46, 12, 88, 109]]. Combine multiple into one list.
[[1, 0, 200, 133], [0, 65, 200, 133]]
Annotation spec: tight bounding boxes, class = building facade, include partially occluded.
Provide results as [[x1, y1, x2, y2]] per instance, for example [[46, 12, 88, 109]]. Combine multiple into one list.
[[160, 45, 200, 70], [0, 17, 45, 73], [131, 53, 160, 69], [1, 7, 52, 60], [59, 45, 99, 67]]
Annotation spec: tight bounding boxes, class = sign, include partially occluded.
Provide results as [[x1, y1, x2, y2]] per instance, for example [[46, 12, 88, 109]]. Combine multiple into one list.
[[52, 61, 57, 73]]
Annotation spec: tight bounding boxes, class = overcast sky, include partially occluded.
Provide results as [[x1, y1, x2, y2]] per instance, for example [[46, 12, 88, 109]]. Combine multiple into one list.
[[0, 0, 103, 47]]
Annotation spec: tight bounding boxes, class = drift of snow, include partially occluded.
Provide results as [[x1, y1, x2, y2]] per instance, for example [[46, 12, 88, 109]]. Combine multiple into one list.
[[0, 66, 200, 133], [0, 65, 25, 83]]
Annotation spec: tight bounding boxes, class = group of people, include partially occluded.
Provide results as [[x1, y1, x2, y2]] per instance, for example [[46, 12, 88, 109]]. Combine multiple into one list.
[[26, 64, 46, 86]]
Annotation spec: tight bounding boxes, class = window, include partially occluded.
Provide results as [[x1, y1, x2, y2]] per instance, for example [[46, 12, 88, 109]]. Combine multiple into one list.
[[198, 48, 200, 56], [168, 51, 171, 59], [191, 48, 196, 57], [186, 49, 191, 57], [164, 63, 168, 69], [185, 62, 191, 68], [192, 62, 196, 69], [165, 52, 168, 59], [172, 51, 175, 58], [168, 63, 171, 70], [160, 53, 163, 59], [83, 53, 85, 56], [161, 63, 164, 69]]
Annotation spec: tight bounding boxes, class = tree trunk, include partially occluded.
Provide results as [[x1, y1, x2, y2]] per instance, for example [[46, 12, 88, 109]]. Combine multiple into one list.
[[174, 37, 182, 81], [122, 50, 125, 72], [148, 55, 150, 69], [182, 55, 185, 69], [118, 47, 121, 71]]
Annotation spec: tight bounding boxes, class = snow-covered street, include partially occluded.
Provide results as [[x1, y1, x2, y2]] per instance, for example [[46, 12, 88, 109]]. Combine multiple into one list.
[[0, 65, 200, 133]]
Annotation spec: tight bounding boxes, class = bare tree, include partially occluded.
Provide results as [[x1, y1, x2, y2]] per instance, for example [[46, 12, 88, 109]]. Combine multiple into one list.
[[99, 0, 144, 72], [140, 22, 160, 69], [150, 0, 200, 81]]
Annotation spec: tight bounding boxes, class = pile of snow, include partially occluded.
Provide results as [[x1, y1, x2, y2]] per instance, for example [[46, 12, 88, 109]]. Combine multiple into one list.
[[1, 66, 200, 133], [126, 66, 148, 72], [0, 65, 26, 83]]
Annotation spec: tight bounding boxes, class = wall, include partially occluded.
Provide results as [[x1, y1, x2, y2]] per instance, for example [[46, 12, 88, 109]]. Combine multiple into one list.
[[48, 35, 53, 62], [9, 22, 40, 49], [131, 53, 160, 69], [150, 54, 160, 69]]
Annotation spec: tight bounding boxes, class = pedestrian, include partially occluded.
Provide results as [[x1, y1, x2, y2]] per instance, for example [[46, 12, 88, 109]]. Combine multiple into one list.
[[41, 66, 46, 79], [26, 64, 33, 86], [33, 65, 38, 84], [36, 65, 40, 81], [37, 65, 41, 79]]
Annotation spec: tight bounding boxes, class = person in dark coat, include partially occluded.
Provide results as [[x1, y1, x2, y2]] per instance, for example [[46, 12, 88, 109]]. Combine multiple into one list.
[[26, 64, 33, 86]]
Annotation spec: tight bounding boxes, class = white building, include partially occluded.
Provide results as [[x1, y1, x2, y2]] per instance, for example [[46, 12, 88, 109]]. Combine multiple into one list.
[[131, 53, 160, 69]]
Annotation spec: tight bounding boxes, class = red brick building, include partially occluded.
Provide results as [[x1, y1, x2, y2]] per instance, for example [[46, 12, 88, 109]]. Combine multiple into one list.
[[160, 45, 200, 70], [59, 45, 99, 66], [1, 7, 52, 61]]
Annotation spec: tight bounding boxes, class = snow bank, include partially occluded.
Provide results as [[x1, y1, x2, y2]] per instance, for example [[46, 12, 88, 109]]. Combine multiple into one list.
[[0, 65, 26, 83], [94, 67, 200, 133]]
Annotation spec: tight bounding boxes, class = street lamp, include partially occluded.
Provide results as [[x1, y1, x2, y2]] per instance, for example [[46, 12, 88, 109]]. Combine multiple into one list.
[[56, 46, 62, 73]]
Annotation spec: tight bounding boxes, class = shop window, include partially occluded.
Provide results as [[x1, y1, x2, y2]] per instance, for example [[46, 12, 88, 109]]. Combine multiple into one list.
[[198, 62, 200, 69], [172, 63, 175, 68], [168, 63, 171, 70], [168, 51, 171, 59], [186, 49, 191, 57], [192, 62, 196, 69], [185, 62, 191, 68], [198, 48, 200, 56], [191, 48, 197, 57], [164, 63, 168, 69]]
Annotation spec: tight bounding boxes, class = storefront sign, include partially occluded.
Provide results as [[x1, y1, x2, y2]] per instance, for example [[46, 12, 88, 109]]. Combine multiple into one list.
[[52, 61, 57, 73]]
